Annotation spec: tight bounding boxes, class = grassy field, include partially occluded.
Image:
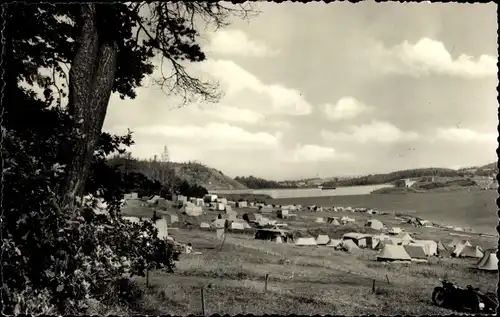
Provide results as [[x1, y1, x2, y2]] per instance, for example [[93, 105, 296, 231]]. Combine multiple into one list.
[[269, 189, 498, 235], [118, 198, 498, 315]]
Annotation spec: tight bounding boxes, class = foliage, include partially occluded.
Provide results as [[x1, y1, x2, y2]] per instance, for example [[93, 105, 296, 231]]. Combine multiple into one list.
[[177, 180, 208, 198], [234, 176, 289, 189]]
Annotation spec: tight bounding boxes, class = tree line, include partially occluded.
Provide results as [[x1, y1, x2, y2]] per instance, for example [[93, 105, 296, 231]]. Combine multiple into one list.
[[321, 168, 477, 187]]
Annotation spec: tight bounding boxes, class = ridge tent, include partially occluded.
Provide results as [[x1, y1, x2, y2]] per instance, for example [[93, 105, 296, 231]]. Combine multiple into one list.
[[236, 201, 248, 208], [365, 219, 384, 230], [243, 213, 257, 223], [457, 245, 483, 258], [477, 251, 498, 271], [315, 217, 325, 223], [212, 218, 228, 229], [316, 235, 330, 245], [327, 239, 342, 248], [295, 237, 317, 246], [147, 195, 162, 204], [388, 227, 402, 235], [341, 239, 359, 252], [377, 244, 412, 262], [411, 240, 438, 256], [404, 245, 428, 261], [230, 222, 245, 230], [437, 241, 453, 257], [448, 239, 472, 249]]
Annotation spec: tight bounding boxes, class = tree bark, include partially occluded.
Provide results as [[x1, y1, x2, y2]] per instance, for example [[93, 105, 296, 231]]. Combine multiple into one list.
[[61, 4, 118, 209]]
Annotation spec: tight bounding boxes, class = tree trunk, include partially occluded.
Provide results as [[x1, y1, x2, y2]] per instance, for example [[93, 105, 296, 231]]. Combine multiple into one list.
[[61, 4, 118, 209]]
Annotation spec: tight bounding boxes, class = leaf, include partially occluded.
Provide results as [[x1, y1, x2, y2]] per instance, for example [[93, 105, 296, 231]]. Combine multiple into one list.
[[56, 284, 64, 292]]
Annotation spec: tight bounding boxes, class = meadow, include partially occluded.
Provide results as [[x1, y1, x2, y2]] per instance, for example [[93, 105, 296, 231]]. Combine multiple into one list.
[[117, 193, 498, 315]]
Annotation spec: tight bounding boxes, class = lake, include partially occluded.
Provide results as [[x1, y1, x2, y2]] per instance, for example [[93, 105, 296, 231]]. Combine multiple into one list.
[[209, 184, 394, 199], [210, 186, 498, 235], [268, 190, 498, 236]]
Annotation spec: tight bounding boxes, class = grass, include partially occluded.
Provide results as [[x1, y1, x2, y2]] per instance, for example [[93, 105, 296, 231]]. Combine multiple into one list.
[[116, 192, 497, 315], [128, 228, 495, 315]]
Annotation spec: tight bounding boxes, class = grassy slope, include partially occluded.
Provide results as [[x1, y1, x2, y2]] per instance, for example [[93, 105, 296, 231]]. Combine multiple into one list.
[[121, 203, 497, 315]]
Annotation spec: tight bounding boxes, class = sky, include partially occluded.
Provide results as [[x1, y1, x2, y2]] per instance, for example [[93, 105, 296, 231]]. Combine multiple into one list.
[[103, 2, 499, 181]]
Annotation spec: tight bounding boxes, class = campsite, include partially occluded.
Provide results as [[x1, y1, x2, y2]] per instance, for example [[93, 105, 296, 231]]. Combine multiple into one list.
[[118, 193, 498, 315]]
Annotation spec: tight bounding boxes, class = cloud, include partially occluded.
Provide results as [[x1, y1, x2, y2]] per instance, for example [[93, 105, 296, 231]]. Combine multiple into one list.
[[434, 127, 497, 143], [206, 29, 278, 57], [111, 123, 280, 151], [198, 60, 313, 116], [289, 144, 353, 162], [322, 120, 419, 144], [368, 37, 497, 78], [197, 105, 265, 124], [323, 97, 374, 121]]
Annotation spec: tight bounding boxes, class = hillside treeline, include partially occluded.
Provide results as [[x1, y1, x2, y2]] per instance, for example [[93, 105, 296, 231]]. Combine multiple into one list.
[[234, 176, 289, 189], [321, 168, 466, 187]]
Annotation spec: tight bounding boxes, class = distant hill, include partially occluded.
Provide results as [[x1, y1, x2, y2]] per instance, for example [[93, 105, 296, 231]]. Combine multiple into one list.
[[107, 156, 247, 191], [171, 162, 247, 190]]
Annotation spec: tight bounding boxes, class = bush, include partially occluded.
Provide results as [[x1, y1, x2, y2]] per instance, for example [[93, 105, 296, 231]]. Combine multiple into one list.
[[2, 96, 181, 314]]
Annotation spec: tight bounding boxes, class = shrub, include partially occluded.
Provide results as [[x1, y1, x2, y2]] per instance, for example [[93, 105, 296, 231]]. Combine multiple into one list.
[[2, 97, 180, 314]]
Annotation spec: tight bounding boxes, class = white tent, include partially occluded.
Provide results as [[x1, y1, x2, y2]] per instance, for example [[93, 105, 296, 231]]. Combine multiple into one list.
[[365, 219, 384, 230], [217, 198, 228, 205], [477, 251, 498, 271], [316, 234, 330, 245], [388, 227, 402, 235], [295, 237, 318, 246], [147, 195, 162, 204], [455, 245, 483, 258], [200, 222, 210, 228], [236, 201, 248, 208], [341, 239, 359, 252], [327, 239, 342, 248], [181, 203, 203, 217], [212, 218, 227, 229], [377, 244, 412, 262], [411, 240, 438, 256], [448, 239, 472, 249], [315, 217, 325, 223], [231, 220, 251, 230]]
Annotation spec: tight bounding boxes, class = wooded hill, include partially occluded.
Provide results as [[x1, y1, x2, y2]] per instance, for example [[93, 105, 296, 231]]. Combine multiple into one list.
[[107, 155, 247, 191], [321, 163, 497, 188]]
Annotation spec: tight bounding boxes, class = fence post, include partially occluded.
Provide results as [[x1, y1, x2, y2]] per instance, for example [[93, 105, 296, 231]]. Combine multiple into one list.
[[385, 274, 390, 285], [372, 279, 376, 293], [201, 286, 205, 316], [146, 268, 149, 288], [264, 273, 269, 292]]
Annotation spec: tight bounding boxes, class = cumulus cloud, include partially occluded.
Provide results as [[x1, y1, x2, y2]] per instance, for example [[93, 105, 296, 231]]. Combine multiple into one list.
[[116, 123, 280, 150], [369, 37, 497, 78], [322, 120, 419, 144], [206, 29, 278, 57], [197, 105, 265, 124], [198, 60, 313, 116], [434, 127, 497, 143], [323, 97, 374, 121], [289, 144, 353, 162]]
